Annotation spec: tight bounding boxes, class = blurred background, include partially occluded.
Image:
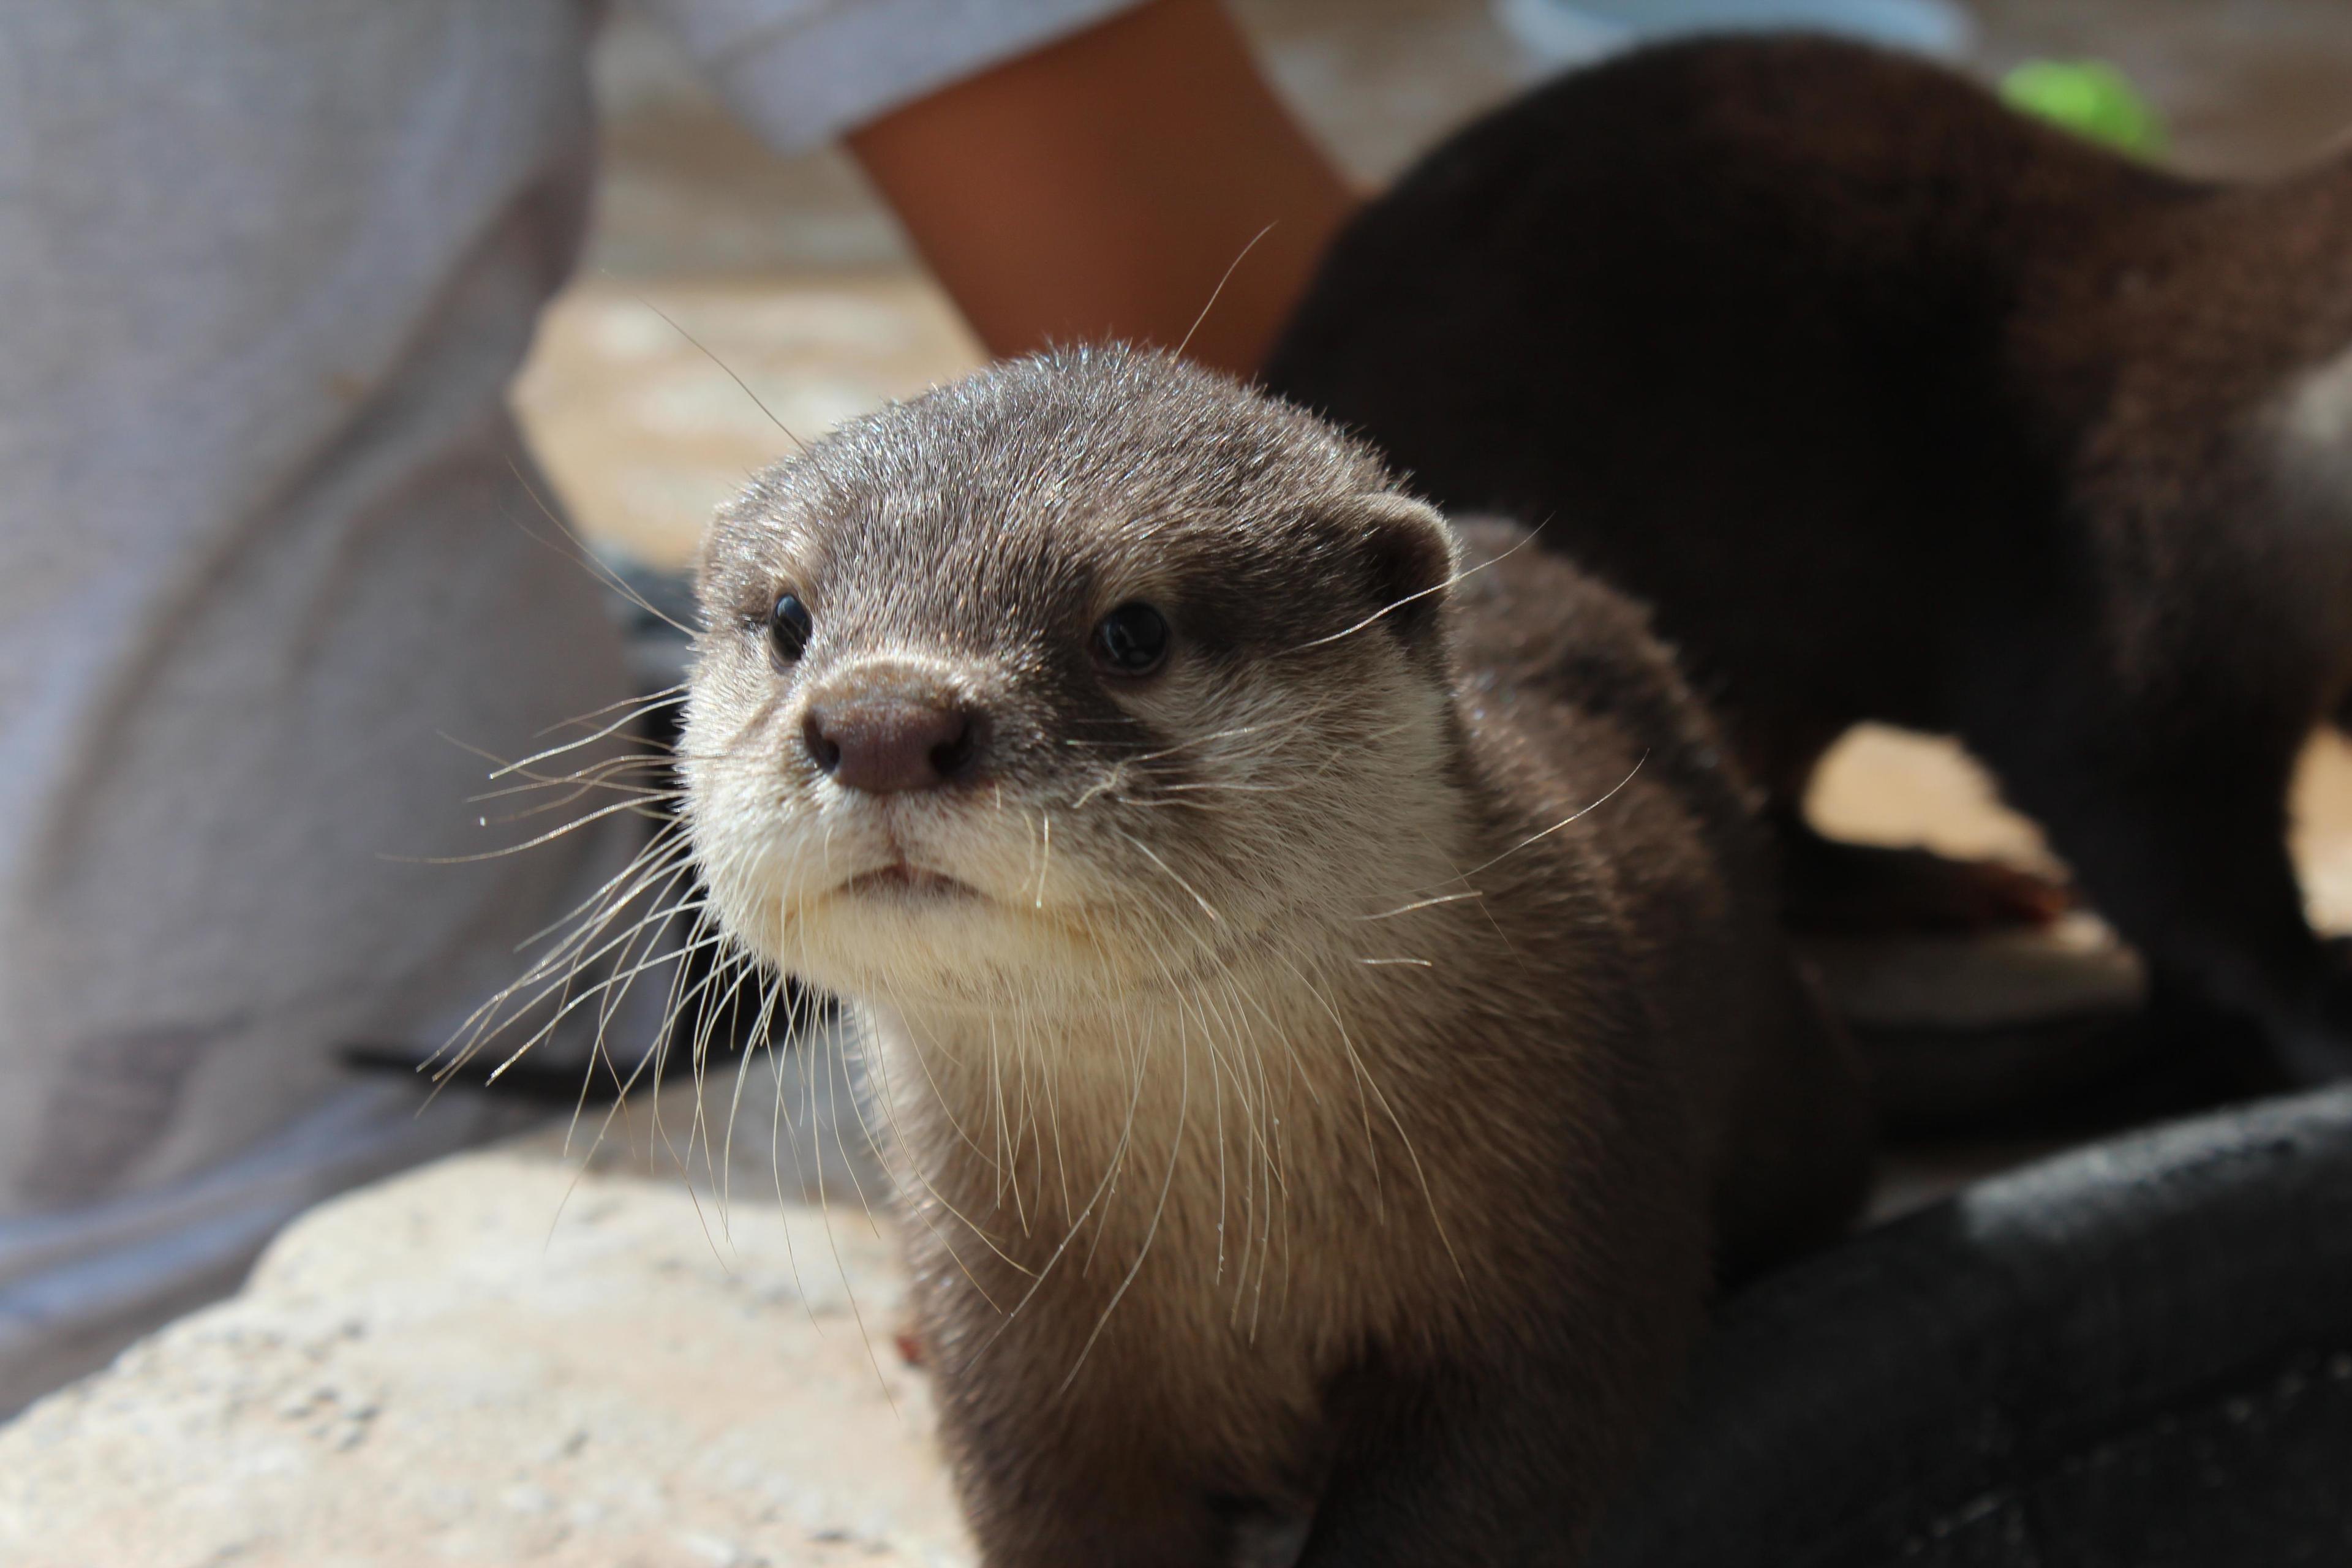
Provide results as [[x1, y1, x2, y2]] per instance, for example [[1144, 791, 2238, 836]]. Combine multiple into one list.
[[526, 0, 2352, 573], [521, 0, 2352, 953]]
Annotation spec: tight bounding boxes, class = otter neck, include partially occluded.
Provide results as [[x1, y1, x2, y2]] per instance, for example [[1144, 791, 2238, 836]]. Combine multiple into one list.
[[855, 821, 1510, 1269], [881, 886, 1487, 1079]]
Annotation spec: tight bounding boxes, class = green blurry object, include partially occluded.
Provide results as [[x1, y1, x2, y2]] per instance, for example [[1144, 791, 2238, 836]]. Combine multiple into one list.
[[2000, 59, 2168, 160]]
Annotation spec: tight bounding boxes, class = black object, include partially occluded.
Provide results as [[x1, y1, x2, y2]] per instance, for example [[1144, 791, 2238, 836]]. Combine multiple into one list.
[[1590, 1084, 2352, 1566]]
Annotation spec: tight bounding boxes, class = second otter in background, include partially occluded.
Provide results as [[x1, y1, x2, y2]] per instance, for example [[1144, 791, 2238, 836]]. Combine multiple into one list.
[[1266, 34, 2352, 1088]]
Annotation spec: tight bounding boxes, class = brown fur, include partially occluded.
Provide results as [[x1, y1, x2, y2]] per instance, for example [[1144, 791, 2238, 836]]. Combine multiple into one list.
[[1265, 34, 2352, 1087], [683, 348, 1867, 1564]]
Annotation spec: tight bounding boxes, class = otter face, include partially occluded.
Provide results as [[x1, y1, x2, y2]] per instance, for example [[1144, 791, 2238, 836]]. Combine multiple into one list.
[[681, 350, 1464, 1012]]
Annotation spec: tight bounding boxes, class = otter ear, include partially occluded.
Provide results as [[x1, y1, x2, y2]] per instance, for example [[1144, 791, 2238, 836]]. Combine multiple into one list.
[[1346, 492, 1461, 646]]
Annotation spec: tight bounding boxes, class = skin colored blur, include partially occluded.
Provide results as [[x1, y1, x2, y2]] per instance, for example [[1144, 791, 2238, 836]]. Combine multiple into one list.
[[847, 0, 1357, 377]]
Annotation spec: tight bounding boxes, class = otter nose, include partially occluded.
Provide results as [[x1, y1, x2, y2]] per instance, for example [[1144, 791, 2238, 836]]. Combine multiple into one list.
[[802, 695, 982, 794]]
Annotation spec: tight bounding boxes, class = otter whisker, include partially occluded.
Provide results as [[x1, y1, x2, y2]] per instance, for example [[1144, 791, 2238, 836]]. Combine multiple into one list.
[[820, 1000, 888, 1241], [499, 456, 699, 638], [1461, 750, 1648, 878], [504, 821, 693, 954], [1291, 957, 1468, 1289], [891, 1005, 1006, 1175], [1360, 889, 1483, 922], [535, 682, 690, 734], [445, 892, 706, 1087], [684, 944, 758, 1231], [1185, 966, 1275, 1317], [1138, 780, 1297, 795], [1060, 717, 1291, 764], [630, 292, 807, 458], [979, 1014, 1153, 1349], [1174, 219, 1278, 363], [553, 922, 717, 1175], [1067, 763, 1128, 810], [468, 749, 685, 790], [550, 877, 702, 1095], [987, 1006, 1014, 1221], [644, 908, 729, 1127], [1014, 994, 1047, 1232], [390, 793, 663, 865], [1056, 1005, 1191, 1398], [467, 832, 693, 1030], [1077, 1012, 1143, 1281], [1120, 884, 1289, 1322], [731, 975, 853, 1345], [718, 960, 780, 1227], [463, 692, 676, 782], [478, 780, 683, 827], [1204, 1012, 1232, 1284], [842, 1023, 1017, 1305], [472, 774, 682, 812], [464, 748, 680, 802], [791, 1005, 902, 1422], [854, 1017, 1038, 1283], [1110, 827, 1221, 923], [1035, 807, 1052, 910], [1283, 521, 1544, 656], [525, 684, 688, 748], [451, 869, 707, 1074]]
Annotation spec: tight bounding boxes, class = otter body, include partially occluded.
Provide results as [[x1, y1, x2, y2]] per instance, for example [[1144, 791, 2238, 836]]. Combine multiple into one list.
[[1266, 35, 2352, 1085], [682, 350, 1864, 1565]]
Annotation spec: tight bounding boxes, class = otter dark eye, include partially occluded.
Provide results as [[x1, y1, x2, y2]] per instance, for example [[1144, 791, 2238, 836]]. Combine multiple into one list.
[[1093, 602, 1170, 676], [767, 593, 813, 663]]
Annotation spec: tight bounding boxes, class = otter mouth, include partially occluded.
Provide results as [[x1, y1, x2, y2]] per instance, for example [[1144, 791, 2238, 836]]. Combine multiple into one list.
[[840, 861, 978, 903]]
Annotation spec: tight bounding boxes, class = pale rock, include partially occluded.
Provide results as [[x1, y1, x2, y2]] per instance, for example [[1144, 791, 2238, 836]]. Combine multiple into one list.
[[0, 1123, 968, 1568]]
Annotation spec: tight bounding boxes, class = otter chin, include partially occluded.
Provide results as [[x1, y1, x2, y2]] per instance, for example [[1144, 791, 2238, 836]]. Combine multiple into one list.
[[839, 862, 971, 900], [680, 346, 1869, 1566]]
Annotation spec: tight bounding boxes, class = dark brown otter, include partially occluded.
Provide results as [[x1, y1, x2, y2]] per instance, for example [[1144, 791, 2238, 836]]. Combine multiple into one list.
[[1264, 34, 2352, 1089], [680, 348, 1867, 1564]]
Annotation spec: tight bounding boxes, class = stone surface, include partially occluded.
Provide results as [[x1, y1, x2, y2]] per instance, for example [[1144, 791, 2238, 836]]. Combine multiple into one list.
[[0, 1121, 965, 1568]]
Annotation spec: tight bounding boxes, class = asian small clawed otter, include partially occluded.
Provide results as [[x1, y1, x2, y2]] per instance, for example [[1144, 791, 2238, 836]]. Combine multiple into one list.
[[684, 348, 1866, 1565], [1267, 34, 2352, 1090]]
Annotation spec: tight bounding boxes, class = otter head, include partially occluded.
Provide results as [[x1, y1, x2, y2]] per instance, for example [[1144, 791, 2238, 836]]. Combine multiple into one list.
[[682, 348, 1466, 1016]]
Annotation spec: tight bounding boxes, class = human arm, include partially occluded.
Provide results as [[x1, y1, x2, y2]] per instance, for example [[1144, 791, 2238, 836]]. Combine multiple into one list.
[[844, 0, 1355, 377]]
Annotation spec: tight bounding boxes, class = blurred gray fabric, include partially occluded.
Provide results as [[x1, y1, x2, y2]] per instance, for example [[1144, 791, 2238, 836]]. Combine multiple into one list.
[[0, 0, 1136, 1414]]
